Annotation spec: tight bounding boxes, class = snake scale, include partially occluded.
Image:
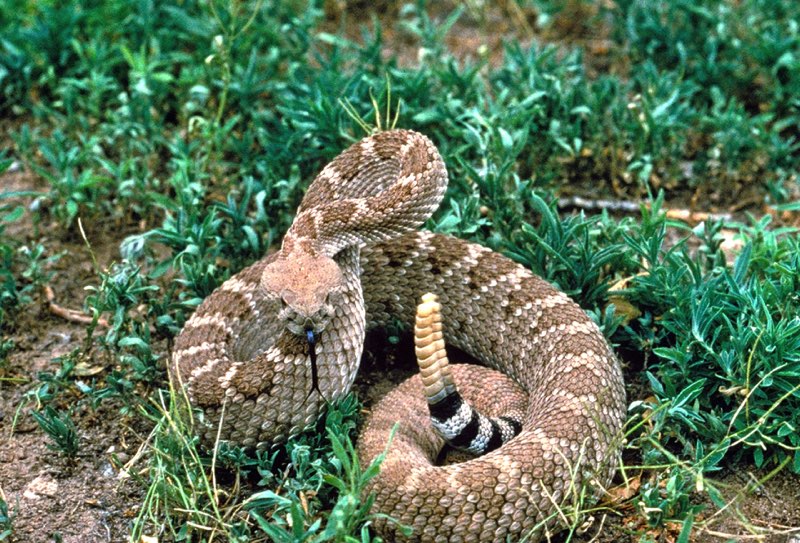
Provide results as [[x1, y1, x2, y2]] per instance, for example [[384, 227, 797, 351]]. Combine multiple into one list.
[[171, 129, 627, 542]]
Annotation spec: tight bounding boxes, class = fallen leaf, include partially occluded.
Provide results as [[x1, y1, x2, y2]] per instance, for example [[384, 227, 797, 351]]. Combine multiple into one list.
[[606, 273, 649, 325], [605, 474, 642, 504], [74, 360, 106, 376]]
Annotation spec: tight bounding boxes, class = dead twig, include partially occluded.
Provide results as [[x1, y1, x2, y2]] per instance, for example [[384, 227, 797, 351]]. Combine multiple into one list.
[[557, 195, 734, 225], [699, 526, 800, 540], [44, 285, 109, 328]]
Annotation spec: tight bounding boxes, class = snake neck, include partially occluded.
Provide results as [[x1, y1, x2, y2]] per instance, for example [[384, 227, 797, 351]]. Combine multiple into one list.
[[263, 130, 448, 336], [285, 130, 449, 258], [309, 245, 365, 401]]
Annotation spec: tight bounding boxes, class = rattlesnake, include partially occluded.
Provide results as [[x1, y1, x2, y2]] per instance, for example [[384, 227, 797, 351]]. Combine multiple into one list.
[[171, 129, 627, 542]]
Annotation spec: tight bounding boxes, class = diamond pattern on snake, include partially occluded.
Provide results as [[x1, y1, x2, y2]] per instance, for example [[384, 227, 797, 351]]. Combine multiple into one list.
[[171, 129, 627, 542]]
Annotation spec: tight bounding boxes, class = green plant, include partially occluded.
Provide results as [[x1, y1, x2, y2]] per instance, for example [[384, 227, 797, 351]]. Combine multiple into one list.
[[31, 406, 80, 458], [247, 429, 396, 543], [129, 386, 233, 542], [130, 386, 378, 542], [0, 492, 14, 541], [0, 338, 14, 373], [14, 128, 114, 228], [15, 351, 78, 415], [620, 210, 800, 470], [245, 395, 401, 542], [0, 158, 39, 328], [636, 466, 702, 529], [84, 260, 159, 346]]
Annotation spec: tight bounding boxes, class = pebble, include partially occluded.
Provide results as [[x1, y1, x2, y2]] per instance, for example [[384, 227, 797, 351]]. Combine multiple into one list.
[[100, 461, 116, 478], [23, 474, 58, 500]]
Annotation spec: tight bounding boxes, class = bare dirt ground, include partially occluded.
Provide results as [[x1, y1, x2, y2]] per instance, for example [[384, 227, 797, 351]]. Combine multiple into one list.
[[1, 169, 147, 542]]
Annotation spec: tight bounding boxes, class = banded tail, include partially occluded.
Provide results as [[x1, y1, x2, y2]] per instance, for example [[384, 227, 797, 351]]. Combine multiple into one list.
[[414, 293, 522, 455]]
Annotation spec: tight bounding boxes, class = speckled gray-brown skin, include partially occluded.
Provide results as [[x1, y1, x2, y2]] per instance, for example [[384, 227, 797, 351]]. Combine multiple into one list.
[[171, 130, 626, 542]]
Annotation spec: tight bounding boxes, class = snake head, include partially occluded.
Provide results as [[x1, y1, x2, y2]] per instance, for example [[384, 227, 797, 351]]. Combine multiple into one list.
[[260, 252, 344, 336]]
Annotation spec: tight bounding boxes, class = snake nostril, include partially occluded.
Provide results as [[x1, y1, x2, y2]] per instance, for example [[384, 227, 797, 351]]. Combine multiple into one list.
[[275, 295, 288, 310], [280, 290, 297, 309]]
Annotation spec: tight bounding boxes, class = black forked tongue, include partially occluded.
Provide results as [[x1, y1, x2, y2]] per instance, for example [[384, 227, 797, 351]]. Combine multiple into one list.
[[306, 328, 324, 400]]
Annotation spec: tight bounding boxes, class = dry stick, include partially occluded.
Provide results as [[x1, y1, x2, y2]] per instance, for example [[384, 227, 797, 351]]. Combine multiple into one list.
[[750, 518, 800, 531], [44, 285, 109, 328], [701, 526, 800, 540], [49, 218, 110, 328], [557, 196, 734, 224]]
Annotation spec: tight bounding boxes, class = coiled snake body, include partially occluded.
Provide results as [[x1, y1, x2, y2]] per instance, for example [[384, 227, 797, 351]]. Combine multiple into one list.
[[172, 130, 626, 542]]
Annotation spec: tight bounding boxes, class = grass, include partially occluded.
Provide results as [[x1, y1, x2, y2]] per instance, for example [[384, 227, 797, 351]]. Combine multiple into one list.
[[0, 487, 13, 542], [1, 0, 798, 540], [128, 384, 384, 542], [30, 405, 81, 458]]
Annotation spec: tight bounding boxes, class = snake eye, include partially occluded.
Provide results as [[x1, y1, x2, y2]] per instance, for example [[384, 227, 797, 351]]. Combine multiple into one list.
[[326, 290, 342, 308]]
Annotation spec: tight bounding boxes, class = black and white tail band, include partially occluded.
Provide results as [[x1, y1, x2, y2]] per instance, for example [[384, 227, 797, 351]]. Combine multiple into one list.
[[414, 293, 523, 455]]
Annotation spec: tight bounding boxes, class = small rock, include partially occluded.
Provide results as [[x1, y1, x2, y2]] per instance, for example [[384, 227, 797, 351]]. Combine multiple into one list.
[[100, 461, 116, 478], [23, 474, 58, 500]]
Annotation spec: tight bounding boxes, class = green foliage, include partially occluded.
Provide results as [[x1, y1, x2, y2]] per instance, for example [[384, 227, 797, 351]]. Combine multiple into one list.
[[84, 260, 159, 345], [14, 127, 114, 227], [0, 338, 13, 371], [131, 390, 379, 542], [611, 0, 800, 117], [621, 208, 800, 470], [130, 387, 233, 543], [22, 350, 79, 408], [0, 493, 14, 541], [246, 395, 399, 542], [0, 158, 37, 329], [2, 0, 799, 540], [4, 0, 798, 236], [635, 467, 703, 528], [31, 405, 81, 458]]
